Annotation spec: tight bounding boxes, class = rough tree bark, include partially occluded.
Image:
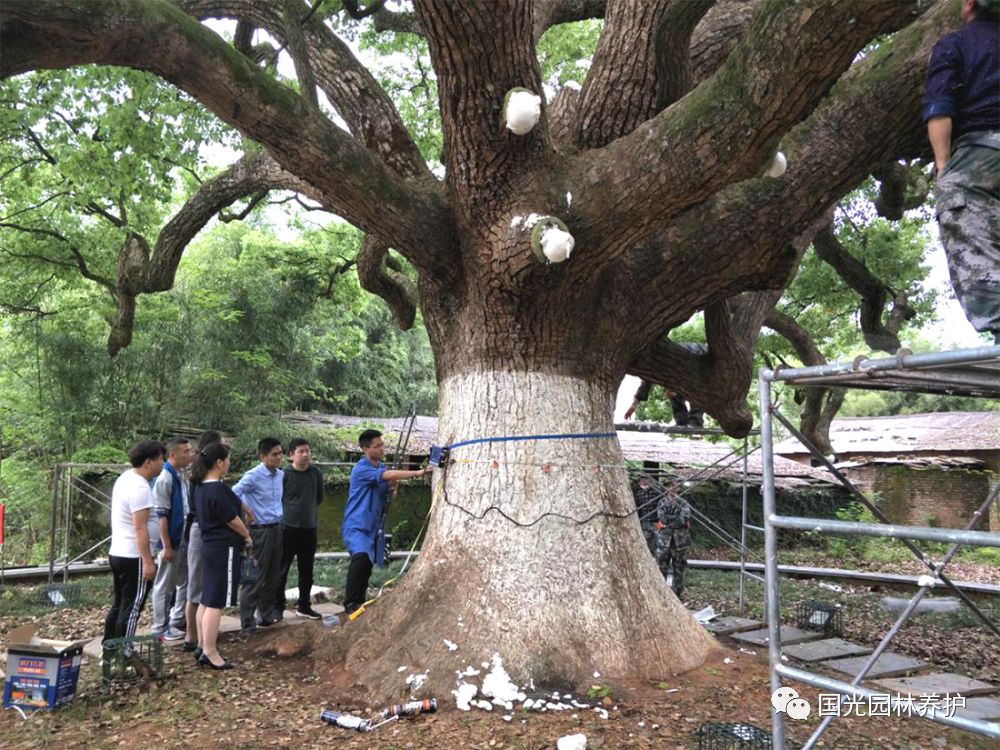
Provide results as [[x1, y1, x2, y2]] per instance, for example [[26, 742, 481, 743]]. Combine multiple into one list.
[[0, 0, 959, 700]]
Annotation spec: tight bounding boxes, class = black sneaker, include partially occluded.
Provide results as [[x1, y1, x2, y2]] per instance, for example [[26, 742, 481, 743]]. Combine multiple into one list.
[[297, 605, 322, 620]]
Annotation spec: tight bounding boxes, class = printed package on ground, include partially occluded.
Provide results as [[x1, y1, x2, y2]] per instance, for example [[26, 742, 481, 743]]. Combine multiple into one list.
[[2, 625, 89, 710]]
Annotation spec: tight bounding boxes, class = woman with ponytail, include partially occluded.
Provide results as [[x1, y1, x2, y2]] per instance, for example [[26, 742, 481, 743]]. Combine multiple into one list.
[[192, 441, 252, 670]]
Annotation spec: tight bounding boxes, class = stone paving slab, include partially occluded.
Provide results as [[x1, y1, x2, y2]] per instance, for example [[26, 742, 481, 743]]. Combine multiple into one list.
[[873, 673, 999, 698], [782, 638, 873, 663], [956, 696, 1000, 721], [821, 653, 929, 679], [703, 616, 763, 635], [731, 626, 823, 647]]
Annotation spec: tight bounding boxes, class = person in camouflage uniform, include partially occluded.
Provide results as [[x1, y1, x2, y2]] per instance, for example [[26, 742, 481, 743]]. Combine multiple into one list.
[[924, 0, 1000, 343], [655, 483, 691, 597], [633, 474, 658, 556]]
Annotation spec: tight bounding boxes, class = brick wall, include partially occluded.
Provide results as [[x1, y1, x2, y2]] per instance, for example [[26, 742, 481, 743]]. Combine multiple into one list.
[[841, 463, 997, 531]]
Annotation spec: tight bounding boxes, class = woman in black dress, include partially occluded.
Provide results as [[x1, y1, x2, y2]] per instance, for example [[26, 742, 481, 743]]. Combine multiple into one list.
[[192, 442, 252, 670]]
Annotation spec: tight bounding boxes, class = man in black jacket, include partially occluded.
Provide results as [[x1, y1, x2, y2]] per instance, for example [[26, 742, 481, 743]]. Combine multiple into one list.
[[278, 438, 325, 619]]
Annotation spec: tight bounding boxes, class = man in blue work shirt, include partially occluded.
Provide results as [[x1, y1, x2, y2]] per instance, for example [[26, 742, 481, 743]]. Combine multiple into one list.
[[923, 0, 1000, 343], [233, 437, 284, 632], [342, 429, 432, 616]]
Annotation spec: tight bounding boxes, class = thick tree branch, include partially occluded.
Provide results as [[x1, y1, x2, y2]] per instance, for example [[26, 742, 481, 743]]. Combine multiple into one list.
[[414, 0, 545, 226], [812, 224, 916, 353], [764, 309, 844, 454], [547, 86, 581, 155], [102, 150, 322, 354], [623, 0, 952, 352], [356, 235, 418, 330], [281, 0, 319, 109], [627, 290, 782, 436], [3, 0, 450, 268], [373, 0, 607, 41], [569, 1, 924, 255], [872, 160, 930, 220], [689, 0, 761, 86], [655, 0, 714, 110], [574, 0, 673, 149], [179, 0, 432, 182]]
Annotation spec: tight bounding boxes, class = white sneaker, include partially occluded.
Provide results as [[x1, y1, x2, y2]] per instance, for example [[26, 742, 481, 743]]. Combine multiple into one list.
[[160, 626, 184, 641]]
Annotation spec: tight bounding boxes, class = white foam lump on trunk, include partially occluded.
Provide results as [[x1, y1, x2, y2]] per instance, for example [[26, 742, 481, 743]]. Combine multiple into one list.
[[505, 89, 541, 135]]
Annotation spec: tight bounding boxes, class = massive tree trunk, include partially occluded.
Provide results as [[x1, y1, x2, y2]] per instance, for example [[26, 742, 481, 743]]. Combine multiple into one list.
[[1, 0, 960, 701], [339, 371, 716, 698]]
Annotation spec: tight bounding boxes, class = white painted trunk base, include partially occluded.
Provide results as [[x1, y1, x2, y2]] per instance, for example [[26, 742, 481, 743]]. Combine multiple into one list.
[[342, 371, 717, 699]]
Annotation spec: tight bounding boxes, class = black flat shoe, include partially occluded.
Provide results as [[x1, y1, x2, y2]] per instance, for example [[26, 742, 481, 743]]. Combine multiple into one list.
[[182, 641, 199, 652], [197, 653, 234, 670], [192, 647, 203, 662]]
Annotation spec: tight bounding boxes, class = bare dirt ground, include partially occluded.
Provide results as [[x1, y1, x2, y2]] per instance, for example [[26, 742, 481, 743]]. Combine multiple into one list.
[[1, 596, 996, 749]]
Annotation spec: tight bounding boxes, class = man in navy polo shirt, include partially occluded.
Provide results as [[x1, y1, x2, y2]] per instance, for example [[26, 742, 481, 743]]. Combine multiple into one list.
[[233, 437, 284, 632], [342, 429, 431, 616]]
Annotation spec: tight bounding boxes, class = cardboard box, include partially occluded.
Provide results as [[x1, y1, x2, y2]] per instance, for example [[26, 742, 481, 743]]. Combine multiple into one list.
[[3, 626, 88, 710]]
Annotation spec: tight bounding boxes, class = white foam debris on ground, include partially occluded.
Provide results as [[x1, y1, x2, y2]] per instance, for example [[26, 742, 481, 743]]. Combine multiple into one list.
[[592, 671, 600, 678], [453, 682, 478, 711], [397, 666, 407, 673], [819, 582, 843, 593], [405, 671, 428, 692], [738, 648, 757, 656], [457, 665, 481, 678], [557, 733, 588, 750], [724, 658, 733, 664], [594, 707, 609, 720], [443, 639, 458, 651], [566, 192, 573, 207], [481, 653, 527, 705], [502, 715, 512, 722], [664, 688, 679, 694]]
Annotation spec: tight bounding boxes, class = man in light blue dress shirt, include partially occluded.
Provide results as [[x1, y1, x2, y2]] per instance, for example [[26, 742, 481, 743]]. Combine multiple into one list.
[[233, 437, 284, 632]]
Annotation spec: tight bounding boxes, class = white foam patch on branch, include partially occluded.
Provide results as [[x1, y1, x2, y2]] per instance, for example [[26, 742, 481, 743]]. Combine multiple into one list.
[[766, 151, 787, 178], [540, 225, 575, 263], [505, 90, 541, 135]]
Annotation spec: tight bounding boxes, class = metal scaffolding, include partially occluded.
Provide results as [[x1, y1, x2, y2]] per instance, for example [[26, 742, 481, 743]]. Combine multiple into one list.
[[48, 463, 126, 584], [619, 423, 759, 613], [759, 345, 1000, 748]]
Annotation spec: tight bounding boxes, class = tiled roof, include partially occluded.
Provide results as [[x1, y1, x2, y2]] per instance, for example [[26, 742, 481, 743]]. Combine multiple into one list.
[[774, 412, 1000, 456]]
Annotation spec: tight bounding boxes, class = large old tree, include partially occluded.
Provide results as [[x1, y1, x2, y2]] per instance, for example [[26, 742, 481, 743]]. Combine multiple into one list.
[[2, 0, 958, 697]]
